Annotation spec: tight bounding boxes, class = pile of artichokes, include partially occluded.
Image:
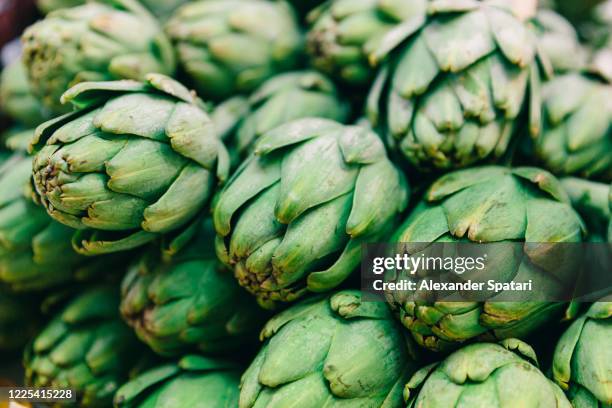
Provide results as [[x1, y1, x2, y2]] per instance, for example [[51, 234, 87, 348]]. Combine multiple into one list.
[[0, 0, 609, 407]]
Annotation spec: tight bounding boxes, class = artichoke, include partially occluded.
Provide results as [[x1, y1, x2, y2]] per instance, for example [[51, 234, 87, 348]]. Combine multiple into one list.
[[0, 290, 40, 351], [120, 218, 267, 356], [221, 70, 350, 158], [214, 118, 409, 308], [240, 290, 419, 408], [367, 0, 543, 171], [0, 59, 49, 127], [561, 177, 611, 242], [532, 54, 612, 181], [552, 300, 612, 407], [0, 150, 120, 291], [405, 339, 572, 407], [24, 286, 145, 407], [306, 0, 426, 86], [165, 0, 303, 101], [30, 74, 229, 255], [385, 166, 585, 352], [115, 355, 240, 407], [22, 0, 176, 113]]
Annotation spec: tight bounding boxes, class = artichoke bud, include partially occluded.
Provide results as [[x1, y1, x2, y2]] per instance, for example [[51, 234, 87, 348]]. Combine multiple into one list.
[[165, 0, 303, 101], [213, 118, 409, 308], [115, 355, 241, 408], [367, 0, 544, 171], [386, 166, 586, 352], [239, 290, 420, 408], [533, 49, 612, 181], [217, 70, 351, 163], [552, 299, 612, 407], [119, 218, 268, 357], [405, 339, 572, 407], [306, 0, 428, 86], [22, 0, 176, 114], [30, 74, 230, 255], [24, 286, 147, 407]]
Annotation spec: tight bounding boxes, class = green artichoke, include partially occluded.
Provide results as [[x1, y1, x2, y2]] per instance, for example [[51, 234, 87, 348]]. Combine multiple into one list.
[[561, 177, 611, 242], [240, 290, 419, 408], [405, 338, 572, 407], [120, 218, 267, 356], [22, 0, 176, 113], [221, 70, 350, 158], [30, 74, 229, 255], [115, 355, 240, 407], [0, 150, 119, 291], [533, 57, 612, 181], [165, 0, 303, 101], [386, 166, 585, 352], [367, 0, 543, 171], [0, 290, 40, 351], [24, 286, 145, 407], [213, 118, 409, 308], [0, 59, 49, 127], [306, 0, 427, 86], [552, 300, 612, 407]]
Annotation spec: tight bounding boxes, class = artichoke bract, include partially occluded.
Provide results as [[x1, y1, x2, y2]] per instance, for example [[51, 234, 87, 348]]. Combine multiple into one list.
[[533, 54, 612, 181], [0, 59, 49, 127], [139, 0, 191, 19], [165, 0, 303, 101], [367, 0, 543, 171], [306, 0, 427, 86], [24, 286, 145, 407], [0, 290, 40, 351], [220, 70, 351, 158], [0, 150, 118, 291], [115, 355, 240, 408], [561, 177, 611, 242], [213, 118, 409, 308], [30, 74, 229, 255], [120, 218, 267, 356], [405, 339, 572, 407], [22, 0, 176, 113], [532, 9, 587, 73], [36, 0, 84, 14], [552, 300, 612, 407], [240, 290, 419, 408], [386, 166, 585, 352]]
